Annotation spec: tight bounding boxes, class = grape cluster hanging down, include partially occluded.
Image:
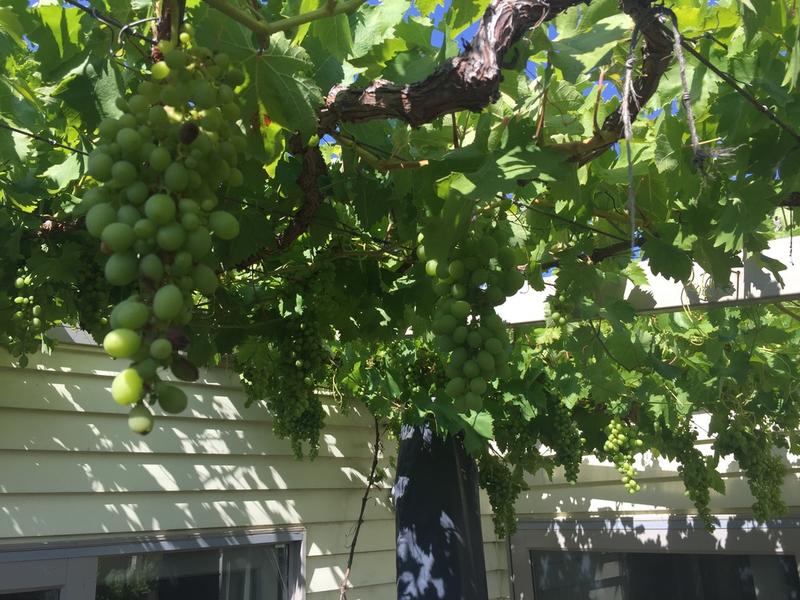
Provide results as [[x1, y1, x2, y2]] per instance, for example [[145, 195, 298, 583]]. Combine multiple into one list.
[[81, 30, 245, 433], [601, 417, 644, 494], [419, 220, 526, 414]]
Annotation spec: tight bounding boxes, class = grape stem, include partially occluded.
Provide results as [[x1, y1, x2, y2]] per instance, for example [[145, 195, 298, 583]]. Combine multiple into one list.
[[338, 417, 383, 600], [203, 0, 365, 39], [0, 120, 89, 156]]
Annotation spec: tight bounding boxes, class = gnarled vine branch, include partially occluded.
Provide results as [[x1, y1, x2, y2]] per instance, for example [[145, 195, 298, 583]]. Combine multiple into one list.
[[320, 0, 586, 128]]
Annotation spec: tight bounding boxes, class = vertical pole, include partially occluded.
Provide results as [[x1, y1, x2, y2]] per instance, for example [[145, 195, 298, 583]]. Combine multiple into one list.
[[394, 423, 489, 600]]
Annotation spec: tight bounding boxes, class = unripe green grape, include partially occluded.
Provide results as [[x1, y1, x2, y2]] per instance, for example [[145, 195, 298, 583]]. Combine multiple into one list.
[[32, 305, 41, 317], [145, 193, 176, 225], [134, 358, 158, 381], [148, 105, 169, 128], [164, 49, 188, 70], [179, 31, 191, 44], [112, 368, 143, 405], [98, 117, 120, 141], [467, 331, 483, 348], [221, 102, 240, 121], [104, 252, 139, 286], [185, 227, 212, 259], [85, 203, 117, 238], [470, 269, 488, 287], [88, 151, 114, 181], [448, 260, 465, 280], [451, 282, 467, 299], [450, 347, 468, 367], [140, 254, 164, 281], [445, 377, 466, 397], [199, 195, 217, 211], [425, 259, 438, 277], [125, 181, 149, 205], [218, 84, 234, 103], [115, 97, 128, 112], [110, 301, 149, 330], [164, 162, 189, 192], [134, 218, 156, 239], [463, 360, 480, 379], [208, 210, 239, 240], [103, 328, 141, 358], [128, 403, 154, 435], [191, 264, 219, 295], [111, 161, 137, 186], [80, 186, 107, 209], [149, 147, 171, 172], [450, 300, 471, 321], [151, 61, 170, 80], [452, 326, 468, 344], [433, 314, 457, 335], [156, 223, 186, 251], [101, 222, 136, 252], [150, 337, 173, 360], [116, 127, 142, 153], [484, 337, 503, 355], [153, 284, 183, 320], [181, 212, 200, 231], [178, 198, 200, 214], [225, 68, 245, 86], [227, 167, 243, 187], [117, 114, 137, 130], [190, 80, 217, 109], [469, 377, 487, 395], [171, 251, 193, 276], [477, 350, 495, 373], [464, 392, 482, 411], [32, 317, 41, 328]]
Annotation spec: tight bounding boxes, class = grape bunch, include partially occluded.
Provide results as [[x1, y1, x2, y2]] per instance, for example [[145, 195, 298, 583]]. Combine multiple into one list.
[[477, 452, 527, 538], [602, 417, 644, 494], [716, 419, 786, 521], [3, 269, 43, 363], [236, 271, 332, 458], [662, 423, 713, 525], [543, 398, 584, 483], [81, 30, 246, 433], [419, 222, 526, 414]]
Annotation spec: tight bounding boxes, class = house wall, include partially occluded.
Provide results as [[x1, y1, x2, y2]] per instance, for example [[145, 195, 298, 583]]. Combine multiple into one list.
[[0, 343, 509, 599], [1, 343, 797, 599]]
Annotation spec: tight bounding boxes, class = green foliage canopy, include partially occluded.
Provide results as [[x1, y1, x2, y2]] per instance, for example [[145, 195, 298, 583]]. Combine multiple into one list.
[[1, 0, 800, 534]]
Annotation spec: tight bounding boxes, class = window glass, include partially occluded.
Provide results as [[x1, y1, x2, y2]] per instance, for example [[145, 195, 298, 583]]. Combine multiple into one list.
[[532, 551, 800, 600], [95, 544, 289, 600]]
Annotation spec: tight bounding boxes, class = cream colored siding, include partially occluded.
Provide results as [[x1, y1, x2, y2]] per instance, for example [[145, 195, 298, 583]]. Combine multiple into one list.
[[0, 344, 510, 599], [5, 344, 795, 600]]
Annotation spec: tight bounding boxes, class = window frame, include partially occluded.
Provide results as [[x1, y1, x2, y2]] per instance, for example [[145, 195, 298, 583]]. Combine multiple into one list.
[[507, 516, 800, 600], [0, 529, 306, 600]]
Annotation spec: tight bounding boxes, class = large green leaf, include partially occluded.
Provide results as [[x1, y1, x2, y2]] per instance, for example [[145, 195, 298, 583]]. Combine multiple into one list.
[[249, 35, 322, 137]]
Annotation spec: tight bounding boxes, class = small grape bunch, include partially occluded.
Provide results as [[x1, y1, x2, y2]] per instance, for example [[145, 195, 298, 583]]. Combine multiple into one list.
[[603, 417, 645, 494]]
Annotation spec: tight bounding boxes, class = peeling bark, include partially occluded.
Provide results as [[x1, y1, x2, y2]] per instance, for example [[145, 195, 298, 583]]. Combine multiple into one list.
[[320, 0, 587, 129]]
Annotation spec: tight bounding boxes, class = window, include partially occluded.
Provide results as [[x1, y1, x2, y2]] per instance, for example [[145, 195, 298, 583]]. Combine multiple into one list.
[[509, 518, 800, 600], [530, 550, 800, 600], [0, 532, 304, 600], [95, 544, 291, 600]]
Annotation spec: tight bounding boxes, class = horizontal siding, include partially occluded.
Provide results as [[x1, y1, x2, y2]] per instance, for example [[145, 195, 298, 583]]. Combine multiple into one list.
[[0, 345, 398, 598], [15, 344, 798, 600]]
